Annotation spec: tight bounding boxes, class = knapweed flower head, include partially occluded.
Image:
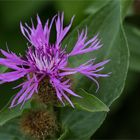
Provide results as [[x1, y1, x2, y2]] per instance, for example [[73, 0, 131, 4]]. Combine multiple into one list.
[[0, 13, 109, 108]]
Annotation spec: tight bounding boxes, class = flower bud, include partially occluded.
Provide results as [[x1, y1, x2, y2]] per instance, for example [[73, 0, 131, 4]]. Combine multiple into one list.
[[21, 110, 58, 140]]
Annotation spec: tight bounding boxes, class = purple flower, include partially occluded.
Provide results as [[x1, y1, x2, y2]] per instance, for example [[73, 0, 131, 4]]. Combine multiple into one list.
[[0, 13, 110, 108]]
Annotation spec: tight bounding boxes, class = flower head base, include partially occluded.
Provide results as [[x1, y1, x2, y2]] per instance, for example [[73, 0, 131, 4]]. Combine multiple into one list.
[[0, 13, 110, 108]]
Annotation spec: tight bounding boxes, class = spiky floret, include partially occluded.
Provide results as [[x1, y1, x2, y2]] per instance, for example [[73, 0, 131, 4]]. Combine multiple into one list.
[[0, 13, 110, 108]]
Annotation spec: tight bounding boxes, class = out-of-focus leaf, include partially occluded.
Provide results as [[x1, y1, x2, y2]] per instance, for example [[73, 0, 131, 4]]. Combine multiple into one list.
[[0, 1, 46, 27], [85, 0, 132, 18], [0, 66, 10, 110], [85, 0, 110, 14], [59, 0, 130, 139], [72, 89, 109, 112], [121, 0, 133, 18], [0, 119, 29, 140], [0, 66, 7, 73], [124, 24, 140, 72], [0, 101, 31, 126], [55, 0, 88, 25]]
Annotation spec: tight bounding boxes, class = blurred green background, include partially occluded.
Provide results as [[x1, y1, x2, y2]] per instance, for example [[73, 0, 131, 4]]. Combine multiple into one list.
[[0, 0, 140, 139]]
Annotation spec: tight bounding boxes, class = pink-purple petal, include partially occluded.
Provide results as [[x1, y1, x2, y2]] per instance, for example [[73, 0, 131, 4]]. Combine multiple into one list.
[[0, 71, 27, 82], [56, 13, 74, 47], [69, 30, 102, 56]]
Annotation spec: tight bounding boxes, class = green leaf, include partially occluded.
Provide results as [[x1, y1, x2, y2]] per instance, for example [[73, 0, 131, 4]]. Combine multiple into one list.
[[85, 0, 110, 15], [0, 66, 7, 73], [120, 0, 133, 18], [124, 24, 140, 72], [59, 108, 106, 140], [0, 101, 31, 126], [85, 0, 132, 20], [58, 128, 69, 140], [0, 118, 29, 140], [72, 89, 109, 112], [55, 0, 88, 25], [59, 0, 130, 139]]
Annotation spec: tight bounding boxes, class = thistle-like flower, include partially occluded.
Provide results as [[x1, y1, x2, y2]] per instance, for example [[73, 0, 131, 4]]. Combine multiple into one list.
[[0, 13, 109, 108]]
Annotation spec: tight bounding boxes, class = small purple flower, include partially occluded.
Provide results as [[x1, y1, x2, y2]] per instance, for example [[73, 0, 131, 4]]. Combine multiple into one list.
[[0, 13, 109, 108]]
